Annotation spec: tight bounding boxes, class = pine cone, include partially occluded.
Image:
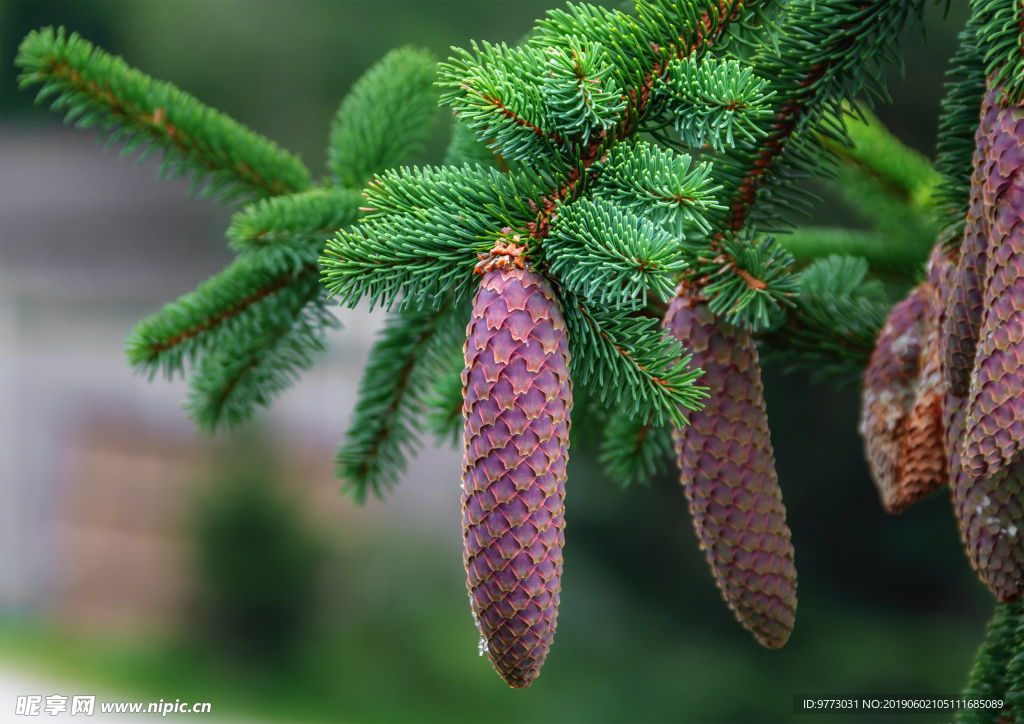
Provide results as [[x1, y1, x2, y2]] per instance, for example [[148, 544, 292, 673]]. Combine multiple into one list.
[[962, 98, 1024, 477], [943, 84, 1002, 397], [461, 267, 572, 688], [947, 391, 1024, 602], [664, 290, 797, 648], [860, 246, 949, 513]]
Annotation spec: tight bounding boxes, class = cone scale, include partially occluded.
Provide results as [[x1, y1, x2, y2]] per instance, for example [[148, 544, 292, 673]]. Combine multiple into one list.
[[664, 289, 797, 648], [461, 266, 572, 688]]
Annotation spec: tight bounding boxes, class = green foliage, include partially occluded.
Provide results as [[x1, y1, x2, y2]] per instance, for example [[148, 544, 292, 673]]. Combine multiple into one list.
[[934, 6, 987, 241], [562, 294, 707, 427], [547, 197, 687, 308], [780, 227, 924, 276], [762, 255, 889, 385], [424, 363, 467, 447], [328, 46, 440, 190], [599, 411, 673, 488], [956, 601, 1024, 723], [542, 37, 626, 145], [711, 0, 924, 231], [228, 188, 364, 274], [592, 141, 720, 234], [443, 117, 503, 170], [974, 0, 1024, 106], [183, 275, 337, 432], [438, 41, 571, 170], [193, 458, 322, 659], [321, 164, 545, 310], [685, 232, 798, 330], [337, 301, 466, 503], [16, 27, 311, 202], [656, 56, 774, 152]]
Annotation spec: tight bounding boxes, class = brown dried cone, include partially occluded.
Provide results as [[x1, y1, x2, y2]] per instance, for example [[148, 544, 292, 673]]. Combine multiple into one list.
[[461, 262, 572, 688], [859, 247, 950, 513], [942, 83, 1002, 398], [961, 96, 1024, 478], [664, 288, 797, 648]]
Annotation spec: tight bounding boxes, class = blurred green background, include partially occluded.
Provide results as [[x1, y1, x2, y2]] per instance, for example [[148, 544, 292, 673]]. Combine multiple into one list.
[[0, 1, 996, 722]]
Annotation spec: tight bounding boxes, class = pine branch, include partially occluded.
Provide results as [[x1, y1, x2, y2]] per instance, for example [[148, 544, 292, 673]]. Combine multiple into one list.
[[15, 27, 311, 202], [956, 601, 1023, 724], [779, 227, 928, 275], [934, 7, 988, 241], [684, 231, 798, 329], [542, 37, 626, 145], [321, 165, 545, 310], [337, 300, 465, 502], [227, 188, 363, 274], [975, 0, 1024, 106], [424, 360, 467, 447], [439, 42, 571, 170], [328, 46, 440, 190], [126, 258, 321, 379], [562, 291, 708, 426], [547, 197, 687, 308], [760, 255, 889, 385], [592, 141, 721, 234], [184, 286, 337, 432], [713, 0, 924, 234], [443, 116, 505, 170], [599, 410, 673, 487], [656, 55, 775, 152]]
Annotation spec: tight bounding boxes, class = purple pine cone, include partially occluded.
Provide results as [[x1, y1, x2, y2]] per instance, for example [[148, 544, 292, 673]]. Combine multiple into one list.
[[664, 290, 797, 648], [462, 267, 572, 688], [946, 390, 1024, 602], [943, 84, 1002, 397], [962, 98, 1024, 477]]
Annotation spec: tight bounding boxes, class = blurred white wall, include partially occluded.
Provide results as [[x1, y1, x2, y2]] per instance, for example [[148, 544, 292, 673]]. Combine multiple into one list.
[[0, 125, 463, 624]]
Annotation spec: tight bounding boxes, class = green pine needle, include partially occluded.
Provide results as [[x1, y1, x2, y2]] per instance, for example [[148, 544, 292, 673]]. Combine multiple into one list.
[[337, 301, 466, 503], [657, 56, 774, 152], [16, 26, 311, 202], [542, 37, 626, 145], [228, 188, 364, 275], [562, 291, 708, 427], [592, 141, 722, 235], [328, 46, 440, 190], [548, 197, 687, 308], [761, 255, 889, 385], [687, 232, 798, 331], [184, 275, 337, 432], [599, 411, 674, 488]]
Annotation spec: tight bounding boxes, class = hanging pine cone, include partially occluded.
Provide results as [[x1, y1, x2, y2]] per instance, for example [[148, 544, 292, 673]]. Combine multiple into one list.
[[462, 262, 572, 688], [860, 246, 949, 513], [664, 288, 797, 648], [942, 84, 1002, 398], [961, 94, 1024, 478], [947, 389, 1024, 602]]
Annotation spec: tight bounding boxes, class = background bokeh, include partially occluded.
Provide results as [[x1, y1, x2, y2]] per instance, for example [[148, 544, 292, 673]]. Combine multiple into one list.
[[0, 1, 997, 722]]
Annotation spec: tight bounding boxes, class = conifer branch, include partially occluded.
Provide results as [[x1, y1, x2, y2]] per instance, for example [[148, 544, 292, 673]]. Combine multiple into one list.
[[16, 27, 311, 202], [184, 286, 337, 431], [562, 291, 707, 426], [599, 411, 673, 487], [227, 188, 363, 274], [760, 255, 889, 384], [328, 46, 440, 190], [126, 260, 321, 378], [337, 300, 465, 502]]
